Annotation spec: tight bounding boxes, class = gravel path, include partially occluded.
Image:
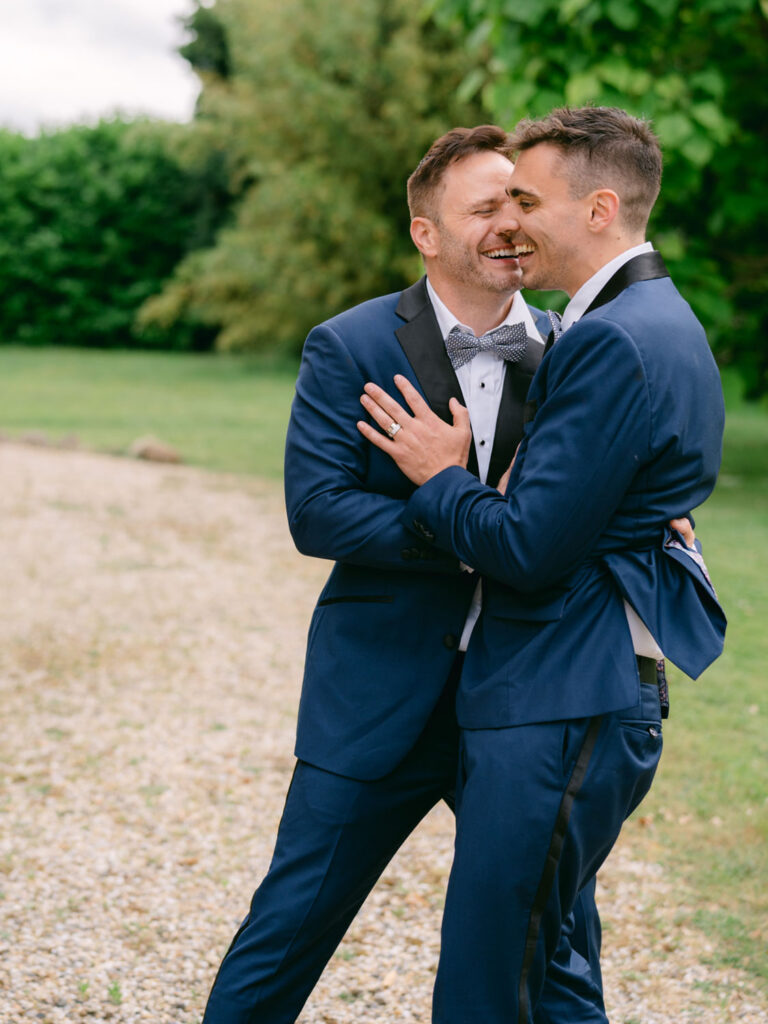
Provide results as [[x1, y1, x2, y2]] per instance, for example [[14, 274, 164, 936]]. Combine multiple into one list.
[[0, 442, 764, 1023]]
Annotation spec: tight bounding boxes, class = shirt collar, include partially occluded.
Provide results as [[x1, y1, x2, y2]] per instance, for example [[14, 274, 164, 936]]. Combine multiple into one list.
[[561, 241, 654, 332], [425, 277, 540, 342]]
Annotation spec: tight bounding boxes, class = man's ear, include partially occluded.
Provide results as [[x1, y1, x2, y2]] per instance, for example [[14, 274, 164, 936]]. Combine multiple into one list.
[[410, 216, 439, 258], [587, 189, 620, 234]]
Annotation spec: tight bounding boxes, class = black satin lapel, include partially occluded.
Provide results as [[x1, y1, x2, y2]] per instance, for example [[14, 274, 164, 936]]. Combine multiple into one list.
[[395, 277, 430, 322], [395, 280, 479, 477], [395, 297, 462, 425], [585, 251, 670, 315], [517, 334, 546, 375], [487, 336, 544, 487]]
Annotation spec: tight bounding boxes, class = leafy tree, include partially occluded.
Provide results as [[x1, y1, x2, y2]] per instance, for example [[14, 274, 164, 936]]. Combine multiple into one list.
[[0, 119, 227, 349], [179, 0, 231, 79], [139, 0, 484, 353], [428, 0, 768, 396]]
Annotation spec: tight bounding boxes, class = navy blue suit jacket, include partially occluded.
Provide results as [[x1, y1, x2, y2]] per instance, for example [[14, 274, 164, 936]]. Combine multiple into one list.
[[284, 278, 549, 778], [405, 254, 727, 728]]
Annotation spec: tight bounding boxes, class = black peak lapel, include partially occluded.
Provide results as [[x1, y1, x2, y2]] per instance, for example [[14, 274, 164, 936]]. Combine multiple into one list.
[[395, 279, 462, 423], [585, 251, 670, 316], [395, 278, 479, 476]]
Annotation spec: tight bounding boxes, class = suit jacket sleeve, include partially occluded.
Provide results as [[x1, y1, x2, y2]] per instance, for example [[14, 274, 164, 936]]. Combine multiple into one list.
[[285, 322, 460, 573], [403, 318, 653, 591]]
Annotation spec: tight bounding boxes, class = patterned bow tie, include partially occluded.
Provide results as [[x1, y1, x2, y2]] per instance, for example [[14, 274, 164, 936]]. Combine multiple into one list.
[[445, 322, 528, 371], [543, 309, 563, 354]]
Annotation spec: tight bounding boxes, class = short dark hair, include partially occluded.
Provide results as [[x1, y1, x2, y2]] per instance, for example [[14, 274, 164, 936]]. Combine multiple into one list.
[[509, 107, 662, 233], [407, 125, 513, 221]]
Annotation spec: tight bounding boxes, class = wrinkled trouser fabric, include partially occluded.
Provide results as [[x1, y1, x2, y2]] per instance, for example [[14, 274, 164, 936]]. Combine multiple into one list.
[[202, 661, 608, 1024], [433, 681, 663, 1024]]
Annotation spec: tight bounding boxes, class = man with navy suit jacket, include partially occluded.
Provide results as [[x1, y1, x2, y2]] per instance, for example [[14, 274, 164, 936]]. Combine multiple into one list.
[[203, 126, 609, 1023], [358, 107, 726, 1022]]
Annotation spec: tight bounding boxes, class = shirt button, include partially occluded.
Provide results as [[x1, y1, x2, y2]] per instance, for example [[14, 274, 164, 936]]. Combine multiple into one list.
[[479, 440, 486, 447], [480, 381, 486, 389]]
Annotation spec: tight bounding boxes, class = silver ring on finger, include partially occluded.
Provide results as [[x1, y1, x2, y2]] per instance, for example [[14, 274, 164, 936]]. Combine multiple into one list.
[[386, 421, 402, 439]]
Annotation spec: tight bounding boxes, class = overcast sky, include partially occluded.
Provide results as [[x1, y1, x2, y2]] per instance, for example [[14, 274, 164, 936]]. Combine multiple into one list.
[[0, 0, 201, 134]]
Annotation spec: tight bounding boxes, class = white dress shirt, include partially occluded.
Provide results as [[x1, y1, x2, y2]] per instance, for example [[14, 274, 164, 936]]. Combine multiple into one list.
[[559, 242, 664, 659], [426, 278, 543, 649]]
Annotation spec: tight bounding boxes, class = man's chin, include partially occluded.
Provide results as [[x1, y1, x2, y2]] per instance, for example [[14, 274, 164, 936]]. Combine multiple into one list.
[[489, 279, 522, 295], [492, 268, 524, 291], [520, 269, 545, 291]]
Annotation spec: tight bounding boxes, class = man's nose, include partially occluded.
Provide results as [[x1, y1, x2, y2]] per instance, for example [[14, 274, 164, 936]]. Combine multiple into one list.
[[496, 200, 520, 234]]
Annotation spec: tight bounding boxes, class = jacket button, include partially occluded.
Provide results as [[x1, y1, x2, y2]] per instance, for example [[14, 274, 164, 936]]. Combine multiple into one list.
[[412, 519, 435, 542], [401, 548, 413, 560], [443, 634, 458, 649]]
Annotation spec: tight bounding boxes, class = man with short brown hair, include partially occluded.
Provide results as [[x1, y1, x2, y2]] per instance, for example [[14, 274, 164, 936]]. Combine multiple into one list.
[[359, 105, 725, 1023], [406, 124, 515, 219], [203, 125, 603, 1023]]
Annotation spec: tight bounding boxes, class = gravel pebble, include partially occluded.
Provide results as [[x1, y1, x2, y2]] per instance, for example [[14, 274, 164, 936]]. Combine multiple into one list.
[[0, 442, 764, 1024]]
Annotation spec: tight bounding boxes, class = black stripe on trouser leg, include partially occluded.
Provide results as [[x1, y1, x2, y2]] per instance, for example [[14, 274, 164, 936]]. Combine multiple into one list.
[[517, 715, 603, 1024]]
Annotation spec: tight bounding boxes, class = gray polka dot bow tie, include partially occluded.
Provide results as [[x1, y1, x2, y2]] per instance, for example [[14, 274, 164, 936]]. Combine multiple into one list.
[[445, 322, 528, 371]]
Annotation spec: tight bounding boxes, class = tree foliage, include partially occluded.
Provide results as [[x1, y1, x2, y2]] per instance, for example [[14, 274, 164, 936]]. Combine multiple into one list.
[[139, 0, 484, 353], [428, 0, 768, 396], [0, 119, 229, 349]]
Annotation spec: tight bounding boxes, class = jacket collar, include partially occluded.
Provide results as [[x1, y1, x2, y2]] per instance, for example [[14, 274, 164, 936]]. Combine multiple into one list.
[[394, 277, 464, 426], [584, 250, 670, 316], [395, 277, 545, 483]]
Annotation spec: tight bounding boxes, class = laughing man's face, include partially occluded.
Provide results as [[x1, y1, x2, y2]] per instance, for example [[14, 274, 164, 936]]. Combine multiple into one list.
[[431, 149, 523, 296], [506, 143, 594, 297]]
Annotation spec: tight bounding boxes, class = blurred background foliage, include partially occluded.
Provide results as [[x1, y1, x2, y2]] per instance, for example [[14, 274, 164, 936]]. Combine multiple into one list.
[[0, 119, 232, 351], [0, 0, 766, 394], [427, 0, 768, 396], [137, 0, 485, 353]]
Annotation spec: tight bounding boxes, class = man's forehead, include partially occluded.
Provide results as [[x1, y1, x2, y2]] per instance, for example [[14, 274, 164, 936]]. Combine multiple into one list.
[[448, 151, 512, 182], [442, 152, 513, 202], [507, 145, 565, 196], [507, 153, 538, 193]]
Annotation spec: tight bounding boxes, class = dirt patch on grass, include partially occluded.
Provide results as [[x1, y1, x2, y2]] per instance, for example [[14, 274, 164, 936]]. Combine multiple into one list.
[[0, 442, 764, 1023]]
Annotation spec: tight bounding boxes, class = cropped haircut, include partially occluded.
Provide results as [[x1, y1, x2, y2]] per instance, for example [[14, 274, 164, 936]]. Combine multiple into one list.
[[509, 107, 662, 233], [407, 125, 513, 221]]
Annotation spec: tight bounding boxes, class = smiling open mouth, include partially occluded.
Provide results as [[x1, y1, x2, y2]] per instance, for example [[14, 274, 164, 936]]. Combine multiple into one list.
[[511, 244, 535, 258], [483, 247, 520, 260]]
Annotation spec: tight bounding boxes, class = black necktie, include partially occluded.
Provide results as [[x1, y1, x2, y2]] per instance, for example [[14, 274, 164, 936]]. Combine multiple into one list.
[[445, 322, 528, 371]]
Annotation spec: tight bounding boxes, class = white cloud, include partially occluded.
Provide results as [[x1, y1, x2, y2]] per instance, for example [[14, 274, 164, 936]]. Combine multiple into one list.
[[0, 0, 201, 133]]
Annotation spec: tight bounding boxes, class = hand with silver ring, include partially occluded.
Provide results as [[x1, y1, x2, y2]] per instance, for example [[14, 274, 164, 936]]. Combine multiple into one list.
[[357, 375, 471, 486]]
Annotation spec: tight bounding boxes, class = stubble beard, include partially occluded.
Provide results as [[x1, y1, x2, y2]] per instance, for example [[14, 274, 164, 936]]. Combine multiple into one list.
[[439, 235, 519, 297], [520, 243, 574, 295]]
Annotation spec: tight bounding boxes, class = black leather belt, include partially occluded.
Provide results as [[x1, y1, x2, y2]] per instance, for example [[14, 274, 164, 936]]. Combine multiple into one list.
[[636, 655, 657, 685], [636, 655, 669, 718]]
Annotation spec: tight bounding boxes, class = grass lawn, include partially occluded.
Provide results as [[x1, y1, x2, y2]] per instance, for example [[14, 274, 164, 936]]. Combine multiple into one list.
[[0, 345, 299, 479], [631, 374, 768, 983], [1, 346, 766, 982]]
